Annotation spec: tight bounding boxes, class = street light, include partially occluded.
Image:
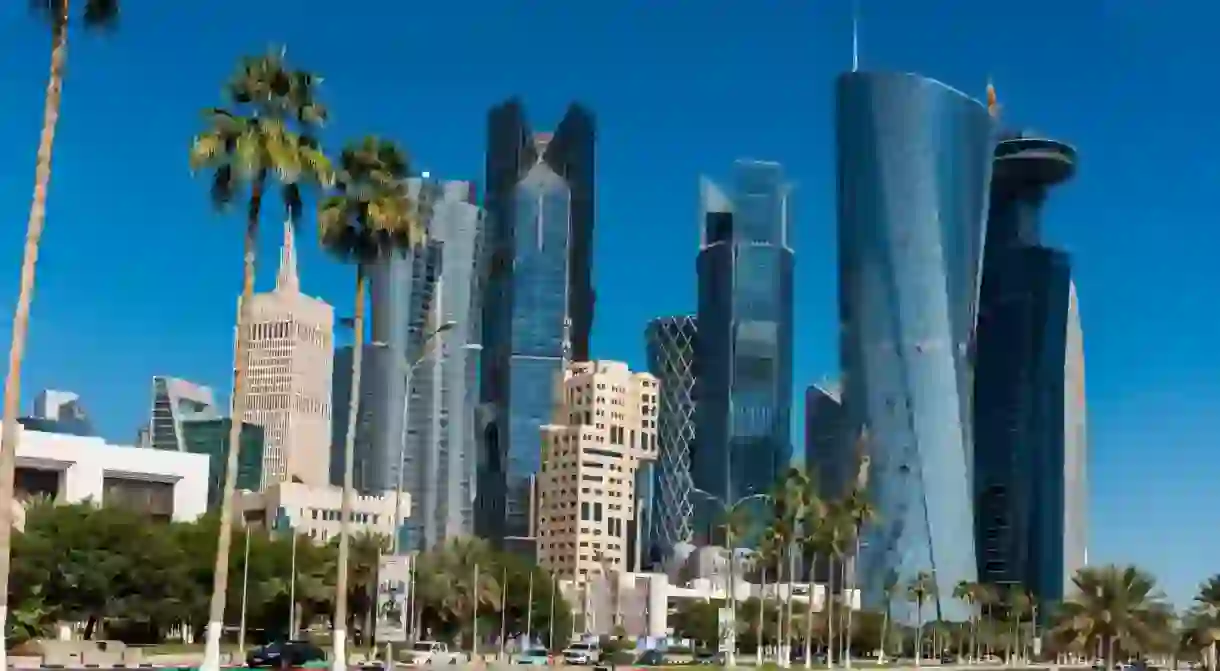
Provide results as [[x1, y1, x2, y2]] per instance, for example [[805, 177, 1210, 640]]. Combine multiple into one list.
[[692, 487, 771, 668]]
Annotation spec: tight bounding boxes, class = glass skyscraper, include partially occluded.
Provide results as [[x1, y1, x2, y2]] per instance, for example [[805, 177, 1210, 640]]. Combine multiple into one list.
[[836, 71, 994, 622], [693, 161, 794, 542], [973, 131, 1081, 603], [477, 100, 595, 548], [804, 382, 852, 500], [334, 178, 484, 552], [645, 315, 698, 560]]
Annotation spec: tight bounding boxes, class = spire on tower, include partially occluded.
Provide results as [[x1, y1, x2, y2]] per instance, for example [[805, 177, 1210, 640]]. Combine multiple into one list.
[[276, 219, 300, 293], [851, 0, 860, 72]]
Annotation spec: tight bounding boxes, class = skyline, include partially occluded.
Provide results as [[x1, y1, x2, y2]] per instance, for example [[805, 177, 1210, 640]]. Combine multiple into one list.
[[0, 0, 1215, 605]]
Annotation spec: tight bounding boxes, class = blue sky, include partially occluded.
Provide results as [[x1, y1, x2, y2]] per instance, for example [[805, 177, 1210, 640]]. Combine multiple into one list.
[[0, 0, 1215, 604]]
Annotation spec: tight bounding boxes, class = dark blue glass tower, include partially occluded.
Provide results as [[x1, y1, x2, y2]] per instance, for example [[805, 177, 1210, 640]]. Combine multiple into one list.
[[693, 161, 794, 543], [837, 72, 993, 623], [477, 101, 595, 548], [973, 131, 1077, 604]]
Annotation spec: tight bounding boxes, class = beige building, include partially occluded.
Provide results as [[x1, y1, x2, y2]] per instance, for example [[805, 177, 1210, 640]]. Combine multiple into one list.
[[537, 361, 659, 582], [237, 481, 406, 544], [239, 222, 335, 487]]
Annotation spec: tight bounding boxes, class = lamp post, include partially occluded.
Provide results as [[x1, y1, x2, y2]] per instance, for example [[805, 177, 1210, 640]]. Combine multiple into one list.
[[692, 487, 771, 668]]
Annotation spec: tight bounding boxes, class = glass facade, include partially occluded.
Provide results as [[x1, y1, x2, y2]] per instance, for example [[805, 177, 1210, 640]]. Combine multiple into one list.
[[477, 101, 595, 547], [804, 383, 852, 500], [836, 71, 994, 622], [644, 315, 698, 561], [973, 133, 1079, 603], [181, 418, 265, 507], [694, 162, 794, 542]]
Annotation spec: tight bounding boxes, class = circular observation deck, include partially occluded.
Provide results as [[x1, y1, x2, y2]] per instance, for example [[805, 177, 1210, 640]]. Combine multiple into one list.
[[993, 135, 1077, 187]]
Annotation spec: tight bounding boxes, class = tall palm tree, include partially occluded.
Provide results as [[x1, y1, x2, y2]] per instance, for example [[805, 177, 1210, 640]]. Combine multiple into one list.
[[977, 582, 999, 659], [840, 435, 876, 669], [1195, 576, 1220, 671], [1047, 565, 1174, 668], [1007, 584, 1031, 663], [771, 467, 809, 668], [796, 482, 825, 669], [953, 580, 978, 661], [189, 51, 329, 671], [0, 3, 118, 660], [878, 569, 900, 663], [318, 137, 428, 669], [908, 571, 935, 666], [813, 502, 852, 669]]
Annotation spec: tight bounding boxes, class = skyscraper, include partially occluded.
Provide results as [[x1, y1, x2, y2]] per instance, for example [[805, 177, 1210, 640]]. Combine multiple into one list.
[[332, 178, 484, 552], [836, 71, 993, 622], [973, 128, 1081, 603], [242, 222, 335, 486], [27, 389, 94, 436], [804, 382, 852, 500], [477, 101, 595, 547], [1064, 281, 1088, 588], [644, 315, 698, 561], [693, 161, 794, 541], [148, 377, 221, 452]]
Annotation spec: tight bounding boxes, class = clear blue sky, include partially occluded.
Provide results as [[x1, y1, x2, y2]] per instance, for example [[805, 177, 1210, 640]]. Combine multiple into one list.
[[0, 0, 1214, 604]]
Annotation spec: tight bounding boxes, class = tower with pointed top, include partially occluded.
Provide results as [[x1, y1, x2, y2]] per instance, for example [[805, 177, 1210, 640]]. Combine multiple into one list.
[[693, 160, 794, 544], [239, 222, 335, 487], [476, 100, 595, 549]]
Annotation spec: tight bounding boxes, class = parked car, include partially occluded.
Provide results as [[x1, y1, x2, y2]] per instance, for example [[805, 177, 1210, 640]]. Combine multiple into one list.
[[402, 641, 468, 666], [562, 641, 602, 665], [245, 640, 326, 668], [515, 647, 552, 665], [635, 649, 666, 666]]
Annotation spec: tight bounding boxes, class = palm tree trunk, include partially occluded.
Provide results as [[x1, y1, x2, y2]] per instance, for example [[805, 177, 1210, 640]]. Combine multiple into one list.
[[783, 547, 797, 668], [839, 557, 849, 662], [202, 172, 265, 671], [803, 554, 816, 669], [845, 538, 860, 669], [0, 16, 69, 671], [916, 602, 924, 667], [333, 265, 368, 671], [756, 566, 767, 666], [826, 556, 836, 668]]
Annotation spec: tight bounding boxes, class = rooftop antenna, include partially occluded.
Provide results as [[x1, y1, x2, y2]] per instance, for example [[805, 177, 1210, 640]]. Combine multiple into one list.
[[851, 0, 860, 72], [986, 76, 1001, 119]]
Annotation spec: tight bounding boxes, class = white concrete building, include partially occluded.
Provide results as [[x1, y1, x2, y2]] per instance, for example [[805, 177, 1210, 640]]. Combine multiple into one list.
[[236, 482, 406, 544], [11, 427, 210, 528], [537, 360, 659, 581], [240, 221, 335, 487]]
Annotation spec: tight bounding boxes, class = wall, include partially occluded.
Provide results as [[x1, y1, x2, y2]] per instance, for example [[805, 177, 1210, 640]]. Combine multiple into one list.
[[13, 427, 209, 521]]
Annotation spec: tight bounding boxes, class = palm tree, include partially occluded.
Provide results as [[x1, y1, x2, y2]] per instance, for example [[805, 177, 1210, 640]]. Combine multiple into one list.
[[878, 569, 900, 663], [977, 582, 999, 660], [1006, 584, 1031, 663], [812, 502, 852, 669], [189, 50, 329, 671], [1196, 576, 1220, 671], [0, 2, 118, 659], [840, 435, 876, 669], [1047, 565, 1174, 668], [318, 137, 428, 666], [953, 580, 978, 661], [772, 467, 810, 668], [796, 483, 825, 669], [908, 571, 935, 666]]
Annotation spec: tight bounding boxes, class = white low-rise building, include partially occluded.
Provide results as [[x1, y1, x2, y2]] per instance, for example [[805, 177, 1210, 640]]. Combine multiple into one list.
[[11, 426, 210, 527], [236, 482, 406, 544]]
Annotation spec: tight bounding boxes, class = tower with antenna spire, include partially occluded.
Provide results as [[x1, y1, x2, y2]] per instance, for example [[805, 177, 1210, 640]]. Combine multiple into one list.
[[237, 220, 335, 487]]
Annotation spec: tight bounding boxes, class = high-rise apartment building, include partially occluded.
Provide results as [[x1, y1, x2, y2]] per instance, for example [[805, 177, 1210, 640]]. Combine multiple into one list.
[[836, 71, 993, 622], [241, 222, 335, 486], [693, 162, 794, 542], [644, 315, 698, 561], [477, 101, 596, 548], [804, 382, 853, 500], [973, 128, 1084, 603], [147, 377, 221, 452], [536, 361, 659, 580]]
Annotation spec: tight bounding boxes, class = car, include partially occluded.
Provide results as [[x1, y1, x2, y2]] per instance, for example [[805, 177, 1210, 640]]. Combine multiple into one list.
[[245, 640, 326, 668], [562, 641, 602, 665], [515, 647, 552, 665], [635, 649, 666, 666], [402, 641, 468, 666], [692, 651, 726, 665]]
